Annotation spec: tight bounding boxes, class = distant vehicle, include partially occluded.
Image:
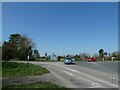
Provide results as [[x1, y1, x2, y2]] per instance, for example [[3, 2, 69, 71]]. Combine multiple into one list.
[[88, 57, 96, 62], [64, 57, 73, 64]]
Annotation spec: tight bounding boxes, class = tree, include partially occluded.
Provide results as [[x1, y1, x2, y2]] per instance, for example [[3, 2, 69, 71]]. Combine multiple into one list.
[[111, 51, 120, 61], [2, 34, 35, 60], [112, 52, 117, 57], [57, 55, 65, 61], [98, 49, 104, 60], [2, 41, 15, 60], [98, 49, 104, 57], [18, 35, 35, 60], [74, 54, 81, 61], [58, 56, 61, 61], [79, 53, 90, 60], [45, 53, 47, 57]]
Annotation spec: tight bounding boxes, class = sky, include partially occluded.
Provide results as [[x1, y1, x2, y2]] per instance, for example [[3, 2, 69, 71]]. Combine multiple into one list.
[[2, 2, 118, 56]]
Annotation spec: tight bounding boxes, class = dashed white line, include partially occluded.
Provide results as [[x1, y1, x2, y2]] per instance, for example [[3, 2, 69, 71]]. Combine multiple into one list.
[[63, 71, 74, 76]]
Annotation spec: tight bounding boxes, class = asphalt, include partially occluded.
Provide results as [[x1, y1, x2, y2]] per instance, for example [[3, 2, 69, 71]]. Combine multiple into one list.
[[29, 61, 119, 88], [75, 61, 118, 74]]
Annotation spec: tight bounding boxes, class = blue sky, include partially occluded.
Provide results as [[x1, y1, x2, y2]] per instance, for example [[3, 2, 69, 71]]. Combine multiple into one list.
[[2, 2, 118, 56]]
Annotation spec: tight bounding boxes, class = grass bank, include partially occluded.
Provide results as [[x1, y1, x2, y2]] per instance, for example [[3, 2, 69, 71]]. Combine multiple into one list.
[[3, 82, 66, 89], [2, 61, 49, 77]]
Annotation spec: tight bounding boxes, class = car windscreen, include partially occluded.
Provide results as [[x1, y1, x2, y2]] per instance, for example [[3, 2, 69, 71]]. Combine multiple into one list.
[[65, 58, 72, 61]]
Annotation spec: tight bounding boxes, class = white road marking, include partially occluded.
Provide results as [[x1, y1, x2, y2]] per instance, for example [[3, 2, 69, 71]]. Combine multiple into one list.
[[63, 71, 74, 76], [76, 77, 102, 88], [67, 68, 79, 73], [89, 82, 101, 88], [92, 83, 95, 85], [89, 85, 101, 88], [47, 66, 51, 67], [31, 62, 118, 88], [66, 68, 118, 88]]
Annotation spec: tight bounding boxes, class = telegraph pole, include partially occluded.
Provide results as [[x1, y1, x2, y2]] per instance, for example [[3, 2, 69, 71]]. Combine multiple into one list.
[[28, 46, 31, 64]]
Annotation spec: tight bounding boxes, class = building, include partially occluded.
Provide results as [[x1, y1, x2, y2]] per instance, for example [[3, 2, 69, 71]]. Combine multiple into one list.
[[47, 53, 58, 60]]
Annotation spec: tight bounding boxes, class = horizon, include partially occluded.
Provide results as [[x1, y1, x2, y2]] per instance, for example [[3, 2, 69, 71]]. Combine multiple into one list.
[[2, 2, 118, 56]]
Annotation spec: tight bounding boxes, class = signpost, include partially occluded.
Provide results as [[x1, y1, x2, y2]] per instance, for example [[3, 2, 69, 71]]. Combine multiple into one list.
[[27, 55, 29, 64], [34, 50, 38, 61]]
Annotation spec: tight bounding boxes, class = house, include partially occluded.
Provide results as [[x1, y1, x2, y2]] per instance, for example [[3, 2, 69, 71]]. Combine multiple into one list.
[[48, 53, 58, 60]]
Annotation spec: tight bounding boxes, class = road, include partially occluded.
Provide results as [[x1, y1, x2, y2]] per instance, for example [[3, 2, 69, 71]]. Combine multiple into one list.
[[29, 61, 119, 88]]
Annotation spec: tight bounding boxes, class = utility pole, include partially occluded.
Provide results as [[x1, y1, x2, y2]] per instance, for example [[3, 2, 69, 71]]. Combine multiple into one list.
[[28, 46, 31, 64]]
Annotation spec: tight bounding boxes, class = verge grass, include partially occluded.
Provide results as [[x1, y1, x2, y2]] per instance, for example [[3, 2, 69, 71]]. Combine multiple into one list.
[[2, 82, 67, 89], [2, 61, 49, 77]]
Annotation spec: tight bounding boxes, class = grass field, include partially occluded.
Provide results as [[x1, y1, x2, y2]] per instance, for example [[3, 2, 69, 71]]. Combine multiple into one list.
[[2, 61, 49, 77], [3, 82, 66, 89]]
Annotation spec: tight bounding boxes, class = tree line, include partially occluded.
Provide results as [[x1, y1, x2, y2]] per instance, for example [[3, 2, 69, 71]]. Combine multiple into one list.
[[1, 34, 119, 61], [57, 49, 120, 61], [2, 34, 40, 61]]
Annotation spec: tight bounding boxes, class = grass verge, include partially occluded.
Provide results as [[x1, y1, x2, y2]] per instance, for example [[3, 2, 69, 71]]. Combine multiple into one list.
[[2, 82, 66, 89], [2, 61, 49, 77]]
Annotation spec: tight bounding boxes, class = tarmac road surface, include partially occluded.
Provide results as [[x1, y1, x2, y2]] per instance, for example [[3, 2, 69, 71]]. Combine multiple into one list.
[[30, 61, 119, 88]]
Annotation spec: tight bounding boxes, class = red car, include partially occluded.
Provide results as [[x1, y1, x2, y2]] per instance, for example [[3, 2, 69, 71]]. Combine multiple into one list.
[[88, 57, 96, 62]]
